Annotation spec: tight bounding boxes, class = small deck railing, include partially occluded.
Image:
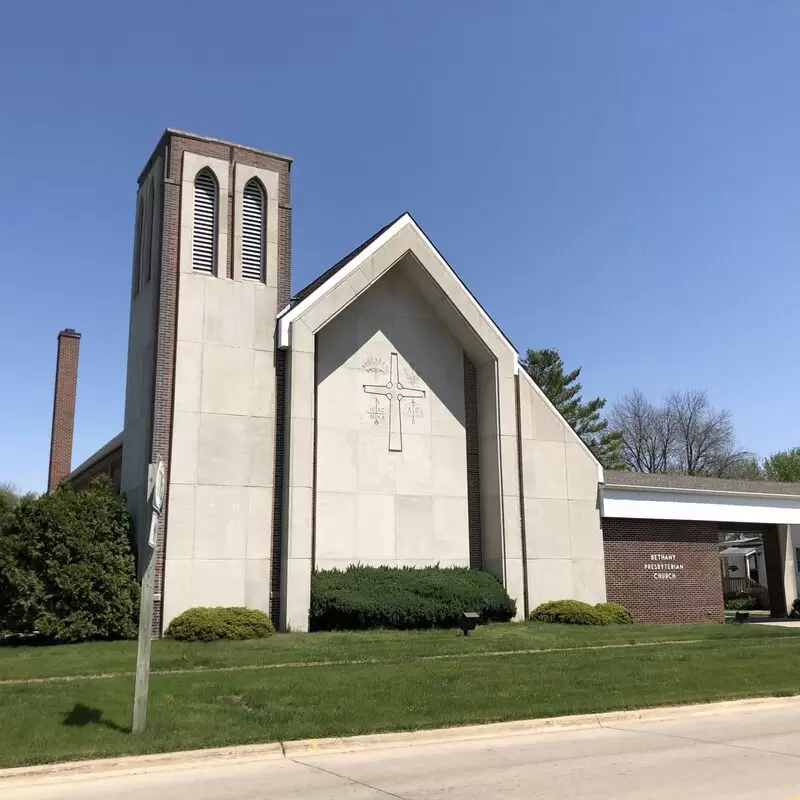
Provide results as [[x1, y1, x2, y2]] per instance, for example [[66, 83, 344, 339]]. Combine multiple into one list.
[[722, 576, 770, 609]]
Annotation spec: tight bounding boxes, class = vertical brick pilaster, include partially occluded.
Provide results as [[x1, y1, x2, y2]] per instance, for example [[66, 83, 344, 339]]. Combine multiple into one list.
[[48, 329, 81, 491], [150, 157, 180, 636], [270, 349, 288, 626], [463, 354, 483, 570], [278, 202, 292, 307]]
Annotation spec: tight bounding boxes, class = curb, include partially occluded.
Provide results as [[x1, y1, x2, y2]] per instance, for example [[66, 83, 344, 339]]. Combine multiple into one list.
[[282, 694, 800, 757], [0, 743, 285, 783], [3, 694, 799, 783]]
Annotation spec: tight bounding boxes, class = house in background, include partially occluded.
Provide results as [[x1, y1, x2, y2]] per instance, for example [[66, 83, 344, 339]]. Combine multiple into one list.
[[720, 536, 768, 587]]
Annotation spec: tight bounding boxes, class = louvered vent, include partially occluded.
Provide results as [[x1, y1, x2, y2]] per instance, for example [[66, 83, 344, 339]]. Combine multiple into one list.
[[192, 171, 217, 274], [241, 180, 265, 281]]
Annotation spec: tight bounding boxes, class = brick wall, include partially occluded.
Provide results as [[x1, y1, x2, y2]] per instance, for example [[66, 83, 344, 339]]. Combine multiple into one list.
[[603, 517, 724, 623], [270, 349, 287, 626], [48, 329, 81, 491], [70, 448, 123, 494], [463, 354, 482, 570]]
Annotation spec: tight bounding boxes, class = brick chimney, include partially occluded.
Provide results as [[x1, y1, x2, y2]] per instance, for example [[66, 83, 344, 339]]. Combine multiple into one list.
[[48, 328, 81, 491]]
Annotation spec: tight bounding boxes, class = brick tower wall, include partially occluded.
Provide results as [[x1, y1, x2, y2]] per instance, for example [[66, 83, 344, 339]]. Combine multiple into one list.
[[122, 130, 292, 634]]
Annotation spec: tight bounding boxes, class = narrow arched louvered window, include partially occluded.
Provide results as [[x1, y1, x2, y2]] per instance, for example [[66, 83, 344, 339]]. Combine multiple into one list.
[[192, 170, 217, 274], [241, 179, 265, 281]]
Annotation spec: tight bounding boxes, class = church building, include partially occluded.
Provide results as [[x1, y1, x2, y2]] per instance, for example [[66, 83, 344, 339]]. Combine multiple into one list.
[[49, 130, 800, 633]]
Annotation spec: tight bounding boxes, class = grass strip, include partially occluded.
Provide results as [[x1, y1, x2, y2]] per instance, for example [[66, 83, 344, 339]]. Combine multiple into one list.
[[1, 633, 800, 768]]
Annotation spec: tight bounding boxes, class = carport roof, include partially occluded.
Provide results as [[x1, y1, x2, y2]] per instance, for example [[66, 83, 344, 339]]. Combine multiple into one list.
[[604, 470, 800, 498]]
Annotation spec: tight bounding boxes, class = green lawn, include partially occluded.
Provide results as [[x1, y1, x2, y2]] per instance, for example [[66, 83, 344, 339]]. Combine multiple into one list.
[[1, 622, 800, 768]]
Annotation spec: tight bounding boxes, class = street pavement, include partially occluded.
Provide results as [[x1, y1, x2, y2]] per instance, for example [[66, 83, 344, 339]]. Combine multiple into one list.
[[5, 703, 800, 798]]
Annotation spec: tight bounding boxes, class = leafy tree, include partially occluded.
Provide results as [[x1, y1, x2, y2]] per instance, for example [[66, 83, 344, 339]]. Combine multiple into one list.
[[0, 482, 21, 530], [763, 447, 800, 483], [0, 476, 139, 642], [521, 348, 623, 469]]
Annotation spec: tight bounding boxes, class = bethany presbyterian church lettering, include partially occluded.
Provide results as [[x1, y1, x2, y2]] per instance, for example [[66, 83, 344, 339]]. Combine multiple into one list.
[[644, 553, 685, 581], [362, 352, 426, 452]]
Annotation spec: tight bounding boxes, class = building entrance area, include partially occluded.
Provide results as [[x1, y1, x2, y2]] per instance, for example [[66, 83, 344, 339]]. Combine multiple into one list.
[[601, 471, 800, 624]]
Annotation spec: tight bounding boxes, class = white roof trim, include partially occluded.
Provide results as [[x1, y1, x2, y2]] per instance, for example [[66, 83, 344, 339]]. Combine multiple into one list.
[[602, 485, 800, 525], [517, 366, 603, 476], [720, 547, 759, 557], [404, 216, 517, 357], [277, 216, 408, 347], [603, 481, 800, 501], [278, 214, 517, 355], [277, 212, 602, 476]]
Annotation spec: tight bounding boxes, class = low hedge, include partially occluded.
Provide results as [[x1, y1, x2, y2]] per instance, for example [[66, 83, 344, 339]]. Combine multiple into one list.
[[165, 607, 275, 642], [530, 600, 635, 625], [595, 602, 634, 624], [530, 600, 609, 626], [309, 566, 517, 631]]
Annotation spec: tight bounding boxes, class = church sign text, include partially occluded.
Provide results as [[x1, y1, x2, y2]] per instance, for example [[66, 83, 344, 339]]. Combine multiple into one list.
[[644, 553, 685, 581]]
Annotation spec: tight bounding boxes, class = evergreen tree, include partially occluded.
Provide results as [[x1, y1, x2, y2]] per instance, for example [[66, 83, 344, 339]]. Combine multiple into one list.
[[521, 348, 623, 469]]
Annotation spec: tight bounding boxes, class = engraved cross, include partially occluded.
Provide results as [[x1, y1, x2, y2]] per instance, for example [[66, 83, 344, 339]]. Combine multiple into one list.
[[363, 352, 425, 451]]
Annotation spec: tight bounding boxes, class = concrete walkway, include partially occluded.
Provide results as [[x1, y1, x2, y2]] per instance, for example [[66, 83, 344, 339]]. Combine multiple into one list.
[[757, 620, 800, 628], [6, 700, 800, 798]]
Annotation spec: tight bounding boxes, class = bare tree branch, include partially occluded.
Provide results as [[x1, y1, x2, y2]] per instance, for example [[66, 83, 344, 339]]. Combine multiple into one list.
[[609, 389, 752, 476]]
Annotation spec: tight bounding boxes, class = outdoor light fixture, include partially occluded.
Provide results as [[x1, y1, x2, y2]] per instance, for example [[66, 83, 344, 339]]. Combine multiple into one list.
[[459, 611, 480, 636]]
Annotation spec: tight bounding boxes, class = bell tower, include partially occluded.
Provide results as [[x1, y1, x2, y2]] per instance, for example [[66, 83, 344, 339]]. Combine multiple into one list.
[[120, 129, 292, 633]]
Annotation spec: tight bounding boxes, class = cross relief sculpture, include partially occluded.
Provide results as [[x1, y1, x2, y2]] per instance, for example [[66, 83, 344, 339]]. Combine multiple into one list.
[[363, 352, 426, 452]]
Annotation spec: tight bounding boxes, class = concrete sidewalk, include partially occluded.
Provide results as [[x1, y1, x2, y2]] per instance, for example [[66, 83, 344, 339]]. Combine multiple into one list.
[[5, 697, 800, 798]]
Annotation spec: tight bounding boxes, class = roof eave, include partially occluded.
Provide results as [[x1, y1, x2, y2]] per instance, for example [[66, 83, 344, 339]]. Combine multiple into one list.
[[602, 481, 800, 502]]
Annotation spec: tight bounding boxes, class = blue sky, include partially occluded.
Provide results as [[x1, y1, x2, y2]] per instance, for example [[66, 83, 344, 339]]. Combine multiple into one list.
[[1, 1, 798, 492]]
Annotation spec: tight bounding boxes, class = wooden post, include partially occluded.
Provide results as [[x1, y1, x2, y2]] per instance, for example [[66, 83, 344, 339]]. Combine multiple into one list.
[[132, 542, 157, 733], [132, 460, 165, 734]]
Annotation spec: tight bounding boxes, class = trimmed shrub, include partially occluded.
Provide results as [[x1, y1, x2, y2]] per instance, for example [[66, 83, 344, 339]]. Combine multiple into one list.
[[791, 598, 800, 618], [165, 607, 275, 642], [529, 600, 609, 626], [595, 602, 634, 624], [725, 596, 758, 611], [309, 566, 516, 631], [0, 476, 139, 642]]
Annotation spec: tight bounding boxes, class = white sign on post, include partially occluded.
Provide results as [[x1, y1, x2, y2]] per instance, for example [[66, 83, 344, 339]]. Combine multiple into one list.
[[152, 460, 165, 514], [148, 512, 159, 550]]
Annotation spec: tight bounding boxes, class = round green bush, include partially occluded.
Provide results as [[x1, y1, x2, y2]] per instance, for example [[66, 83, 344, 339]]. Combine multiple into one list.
[[165, 607, 275, 642], [594, 602, 634, 624], [529, 600, 609, 626]]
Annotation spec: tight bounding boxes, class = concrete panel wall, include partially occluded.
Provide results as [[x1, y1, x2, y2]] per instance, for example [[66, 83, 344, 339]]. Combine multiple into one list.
[[281, 223, 537, 628], [161, 154, 281, 628], [314, 267, 469, 572], [517, 370, 605, 612]]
